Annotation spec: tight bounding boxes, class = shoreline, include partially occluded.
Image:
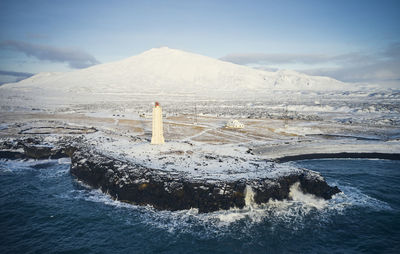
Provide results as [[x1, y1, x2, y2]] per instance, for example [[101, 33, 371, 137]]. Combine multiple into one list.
[[274, 152, 400, 163], [2, 149, 398, 163], [0, 136, 341, 213]]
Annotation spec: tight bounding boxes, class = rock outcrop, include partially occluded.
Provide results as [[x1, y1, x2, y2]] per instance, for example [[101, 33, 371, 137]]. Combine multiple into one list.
[[0, 136, 341, 213]]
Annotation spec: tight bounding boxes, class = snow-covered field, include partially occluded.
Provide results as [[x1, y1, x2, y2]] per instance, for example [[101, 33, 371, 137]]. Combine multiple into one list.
[[0, 47, 399, 174]]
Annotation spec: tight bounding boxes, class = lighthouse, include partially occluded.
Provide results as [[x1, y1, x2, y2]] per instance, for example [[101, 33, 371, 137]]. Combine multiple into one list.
[[151, 102, 165, 144]]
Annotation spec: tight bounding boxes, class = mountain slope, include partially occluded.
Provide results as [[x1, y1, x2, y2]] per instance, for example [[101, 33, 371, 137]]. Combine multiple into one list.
[[1, 47, 352, 96]]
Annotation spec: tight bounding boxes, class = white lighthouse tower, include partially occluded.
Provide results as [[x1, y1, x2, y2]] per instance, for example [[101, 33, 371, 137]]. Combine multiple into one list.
[[151, 101, 165, 144]]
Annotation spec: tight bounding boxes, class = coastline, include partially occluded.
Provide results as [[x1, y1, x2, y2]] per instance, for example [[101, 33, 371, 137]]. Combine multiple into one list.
[[0, 111, 398, 213], [0, 135, 341, 213], [274, 152, 400, 163]]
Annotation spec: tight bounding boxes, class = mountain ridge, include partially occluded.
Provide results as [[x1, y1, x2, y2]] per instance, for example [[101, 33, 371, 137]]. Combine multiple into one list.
[[1, 47, 362, 95]]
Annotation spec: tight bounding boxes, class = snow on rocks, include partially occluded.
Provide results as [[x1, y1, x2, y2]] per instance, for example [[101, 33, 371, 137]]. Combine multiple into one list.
[[0, 134, 341, 213], [69, 140, 340, 212], [82, 130, 306, 181]]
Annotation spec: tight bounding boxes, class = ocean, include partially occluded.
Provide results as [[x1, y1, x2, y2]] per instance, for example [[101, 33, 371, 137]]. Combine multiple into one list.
[[0, 158, 399, 254]]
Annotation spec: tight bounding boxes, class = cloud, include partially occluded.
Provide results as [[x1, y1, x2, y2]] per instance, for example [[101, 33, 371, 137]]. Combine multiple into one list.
[[220, 43, 400, 87], [0, 69, 34, 78], [0, 69, 34, 85], [299, 44, 400, 85], [384, 42, 400, 58], [0, 40, 100, 69], [301, 59, 400, 84], [221, 53, 334, 65], [220, 52, 375, 66]]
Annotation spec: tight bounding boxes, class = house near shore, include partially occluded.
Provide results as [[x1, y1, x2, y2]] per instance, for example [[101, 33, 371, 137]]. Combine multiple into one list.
[[226, 119, 244, 129]]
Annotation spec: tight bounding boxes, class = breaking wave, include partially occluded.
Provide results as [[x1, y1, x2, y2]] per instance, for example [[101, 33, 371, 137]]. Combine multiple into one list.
[[62, 177, 392, 238], [2, 157, 392, 236], [1, 158, 399, 253]]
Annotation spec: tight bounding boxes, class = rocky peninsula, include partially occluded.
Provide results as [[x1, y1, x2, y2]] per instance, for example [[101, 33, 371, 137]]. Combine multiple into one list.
[[1, 107, 398, 213], [0, 133, 341, 213]]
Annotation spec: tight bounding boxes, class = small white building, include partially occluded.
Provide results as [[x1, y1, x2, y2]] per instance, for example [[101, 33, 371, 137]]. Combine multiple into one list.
[[225, 119, 244, 129]]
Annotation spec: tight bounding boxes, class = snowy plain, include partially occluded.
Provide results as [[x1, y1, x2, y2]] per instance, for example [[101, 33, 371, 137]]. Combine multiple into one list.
[[0, 47, 399, 180]]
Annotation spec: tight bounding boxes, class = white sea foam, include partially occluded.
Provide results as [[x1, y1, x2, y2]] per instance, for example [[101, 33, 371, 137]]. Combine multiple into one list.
[[203, 184, 329, 228], [329, 185, 392, 211], [289, 182, 327, 209], [0, 158, 71, 180], [0, 159, 51, 173], [7, 158, 393, 230], [58, 157, 71, 164], [62, 171, 394, 237], [244, 185, 256, 208]]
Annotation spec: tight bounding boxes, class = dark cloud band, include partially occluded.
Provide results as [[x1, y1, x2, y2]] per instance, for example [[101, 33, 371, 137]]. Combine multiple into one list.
[[220, 52, 374, 66], [0, 70, 34, 78], [0, 40, 100, 69], [220, 43, 400, 85]]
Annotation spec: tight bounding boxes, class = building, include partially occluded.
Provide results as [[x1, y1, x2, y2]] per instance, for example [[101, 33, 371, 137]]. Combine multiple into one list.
[[151, 102, 165, 144], [226, 119, 244, 129]]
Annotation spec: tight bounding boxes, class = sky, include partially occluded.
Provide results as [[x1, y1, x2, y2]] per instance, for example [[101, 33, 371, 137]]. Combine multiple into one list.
[[0, 0, 399, 86]]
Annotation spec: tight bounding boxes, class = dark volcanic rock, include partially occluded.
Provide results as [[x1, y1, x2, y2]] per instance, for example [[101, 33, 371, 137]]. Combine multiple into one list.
[[69, 147, 341, 213], [0, 137, 76, 160], [1, 136, 341, 213], [22, 144, 56, 159], [251, 173, 340, 203], [69, 149, 248, 212]]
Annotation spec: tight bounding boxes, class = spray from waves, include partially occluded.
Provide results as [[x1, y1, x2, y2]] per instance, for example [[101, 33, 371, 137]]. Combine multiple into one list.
[[58, 187, 224, 237], [209, 183, 329, 229], [6, 156, 392, 236], [59, 175, 393, 238], [329, 185, 392, 212], [244, 185, 256, 207], [289, 182, 327, 209], [0, 158, 69, 175], [0, 159, 37, 173], [60, 182, 330, 237]]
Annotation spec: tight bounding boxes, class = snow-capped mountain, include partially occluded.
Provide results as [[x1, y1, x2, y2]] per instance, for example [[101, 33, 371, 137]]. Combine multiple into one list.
[[1, 47, 359, 97]]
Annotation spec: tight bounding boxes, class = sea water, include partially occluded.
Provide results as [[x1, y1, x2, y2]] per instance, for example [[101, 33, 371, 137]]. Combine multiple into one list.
[[0, 158, 399, 253]]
